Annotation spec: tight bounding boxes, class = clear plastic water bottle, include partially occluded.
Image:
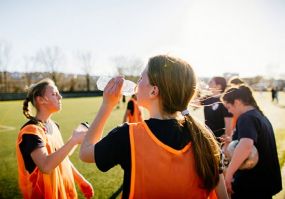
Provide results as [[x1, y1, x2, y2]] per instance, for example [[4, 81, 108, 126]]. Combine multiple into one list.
[[97, 76, 136, 96], [75, 122, 89, 132]]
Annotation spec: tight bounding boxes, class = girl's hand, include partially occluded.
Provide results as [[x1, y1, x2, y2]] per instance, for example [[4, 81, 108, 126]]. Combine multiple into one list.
[[219, 135, 232, 145], [79, 179, 94, 199], [102, 76, 124, 108], [70, 130, 87, 145]]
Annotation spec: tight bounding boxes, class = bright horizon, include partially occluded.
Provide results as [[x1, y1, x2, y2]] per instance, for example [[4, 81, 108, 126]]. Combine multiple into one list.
[[0, 0, 285, 78]]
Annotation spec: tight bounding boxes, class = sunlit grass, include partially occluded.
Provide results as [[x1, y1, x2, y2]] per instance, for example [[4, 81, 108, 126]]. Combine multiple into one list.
[[0, 93, 284, 198]]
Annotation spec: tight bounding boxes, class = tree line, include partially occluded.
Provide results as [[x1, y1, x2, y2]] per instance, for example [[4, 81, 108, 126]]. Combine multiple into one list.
[[0, 41, 144, 93], [1, 40, 284, 93]]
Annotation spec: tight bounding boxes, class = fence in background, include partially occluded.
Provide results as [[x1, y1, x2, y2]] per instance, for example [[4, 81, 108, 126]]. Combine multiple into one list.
[[0, 91, 103, 101]]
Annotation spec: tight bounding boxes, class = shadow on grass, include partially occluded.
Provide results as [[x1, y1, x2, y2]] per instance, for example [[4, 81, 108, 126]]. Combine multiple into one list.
[[109, 184, 123, 199], [0, 178, 21, 199]]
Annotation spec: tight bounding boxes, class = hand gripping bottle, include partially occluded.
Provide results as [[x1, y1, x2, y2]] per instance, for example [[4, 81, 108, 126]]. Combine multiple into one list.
[[96, 76, 136, 96]]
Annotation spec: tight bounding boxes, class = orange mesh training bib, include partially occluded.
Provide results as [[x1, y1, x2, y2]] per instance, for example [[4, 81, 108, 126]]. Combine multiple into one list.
[[16, 124, 77, 199], [129, 122, 216, 199]]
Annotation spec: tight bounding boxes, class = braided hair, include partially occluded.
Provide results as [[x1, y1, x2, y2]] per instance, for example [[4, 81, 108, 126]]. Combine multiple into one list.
[[23, 78, 55, 123]]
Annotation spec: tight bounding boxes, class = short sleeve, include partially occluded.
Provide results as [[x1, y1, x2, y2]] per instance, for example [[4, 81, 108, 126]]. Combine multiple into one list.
[[236, 115, 258, 142], [20, 134, 44, 156], [222, 104, 233, 118], [19, 134, 45, 173], [95, 123, 130, 172]]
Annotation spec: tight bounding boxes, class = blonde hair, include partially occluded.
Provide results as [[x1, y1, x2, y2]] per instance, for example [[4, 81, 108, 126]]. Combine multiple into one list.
[[23, 78, 55, 122], [147, 55, 220, 191]]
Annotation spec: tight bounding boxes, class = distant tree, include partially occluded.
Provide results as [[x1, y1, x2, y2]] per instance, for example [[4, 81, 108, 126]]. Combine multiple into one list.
[[126, 57, 144, 76], [112, 56, 144, 77], [77, 50, 95, 91], [0, 40, 12, 92], [36, 46, 64, 85], [69, 75, 77, 92], [111, 56, 127, 75], [23, 55, 37, 86]]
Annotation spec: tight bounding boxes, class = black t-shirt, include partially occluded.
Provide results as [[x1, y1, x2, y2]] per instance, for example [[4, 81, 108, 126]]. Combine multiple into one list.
[[95, 118, 222, 199], [202, 96, 232, 138], [19, 120, 45, 173], [232, 109, 282, 195], [19, 120, 60, 174]]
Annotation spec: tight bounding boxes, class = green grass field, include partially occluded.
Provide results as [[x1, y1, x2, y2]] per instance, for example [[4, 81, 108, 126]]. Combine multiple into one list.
[[0, 93, 285, 198], [0, 97, 126, 199]]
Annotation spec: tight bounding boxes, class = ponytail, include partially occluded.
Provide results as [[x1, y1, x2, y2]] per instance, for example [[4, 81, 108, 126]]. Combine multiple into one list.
[[183, 114, 220, 192], [22, 96, 39, 125], [23, 97, 32, 120], [22, 78, 54, 123]]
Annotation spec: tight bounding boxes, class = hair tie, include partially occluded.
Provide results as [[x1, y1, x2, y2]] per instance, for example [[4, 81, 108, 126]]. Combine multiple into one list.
[[181, 109, 189, 116]]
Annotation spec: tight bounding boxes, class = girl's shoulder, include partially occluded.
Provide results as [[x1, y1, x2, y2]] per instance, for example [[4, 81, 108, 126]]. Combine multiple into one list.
[[20, 119, 39, 130]]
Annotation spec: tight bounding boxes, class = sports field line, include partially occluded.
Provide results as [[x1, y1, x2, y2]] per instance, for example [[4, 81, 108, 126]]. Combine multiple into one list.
[[0, 124, 16, 132]]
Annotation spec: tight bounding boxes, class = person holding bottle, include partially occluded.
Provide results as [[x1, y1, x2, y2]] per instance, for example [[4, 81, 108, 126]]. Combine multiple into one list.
[[80, 55, 228, 199], [16, 78, 94, 199]]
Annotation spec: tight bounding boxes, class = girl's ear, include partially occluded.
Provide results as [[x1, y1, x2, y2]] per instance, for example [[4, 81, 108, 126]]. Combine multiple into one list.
[[150, 85, 159, 98], [233, 99, 242, 107], [36, 96, 47, 105]]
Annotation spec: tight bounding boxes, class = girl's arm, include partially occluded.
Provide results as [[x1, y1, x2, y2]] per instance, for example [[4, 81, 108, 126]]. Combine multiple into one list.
[[80, 77, 123, 163], [224, 117, 233, 138], [30, 130, 86, 174], [225, 138, 253, 194], [215, 174, 229, 199], [71, 162, 94, 199]]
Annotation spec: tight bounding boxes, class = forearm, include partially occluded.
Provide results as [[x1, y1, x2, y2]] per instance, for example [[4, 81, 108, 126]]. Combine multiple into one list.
[[224, 117, 233, 137], [32, 138, 77, 174], [80, 103, 113, 162], [226, 139, 252, 176], [215, 174, 229, 199]]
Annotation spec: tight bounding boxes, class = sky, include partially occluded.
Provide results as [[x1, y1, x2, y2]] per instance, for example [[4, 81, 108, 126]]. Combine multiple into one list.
[[0, 0, 285, 78]]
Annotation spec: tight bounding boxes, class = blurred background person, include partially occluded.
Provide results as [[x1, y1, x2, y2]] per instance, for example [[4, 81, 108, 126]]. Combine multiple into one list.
[[222, 85, 282, 199], [228, 76, 244, 87], [271, 87, 279, 103], [123, 94, 143, 123], [201, 76, 233, 143]]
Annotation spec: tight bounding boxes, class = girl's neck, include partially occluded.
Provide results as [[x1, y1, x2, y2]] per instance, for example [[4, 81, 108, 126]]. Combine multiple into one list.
[[149, 110, 179, 120], [240, 105, 255, 115], [36, 112, 51, 123]]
